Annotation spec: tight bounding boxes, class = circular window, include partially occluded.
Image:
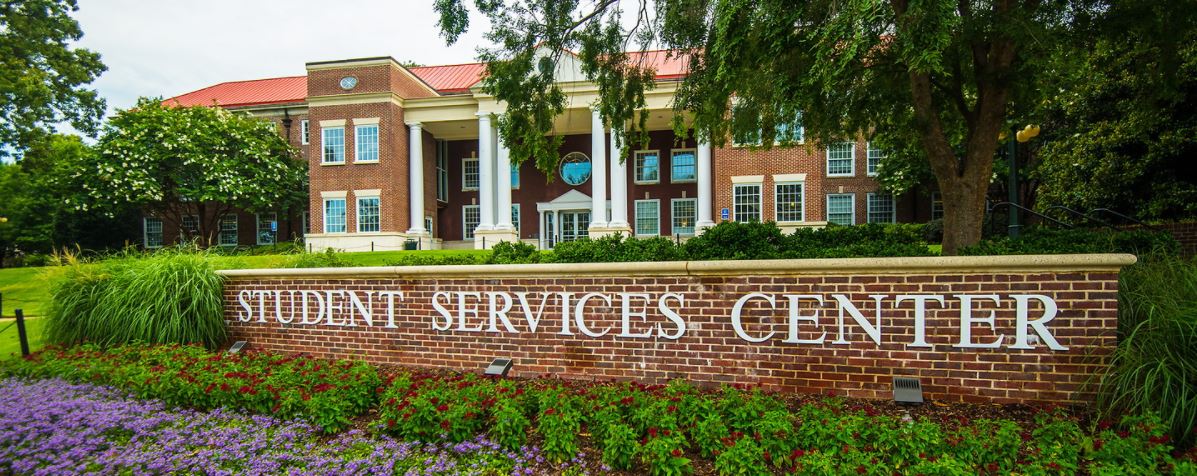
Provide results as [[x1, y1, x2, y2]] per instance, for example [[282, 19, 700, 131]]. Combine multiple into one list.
[[560, 152, 592, 186]]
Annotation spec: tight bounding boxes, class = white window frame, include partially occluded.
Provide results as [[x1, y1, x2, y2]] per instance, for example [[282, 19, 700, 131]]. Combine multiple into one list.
[[356, 196, 381, 233], [670, 148, 697, 183], [826, 193, 856, 225], [931, 192, 944, 220], [321, 127, 345, 164], [323, 198, 347, 234], [301, 120, 309, 145], [866, 142, 885, 177], [354, 124, 379, 163], [732, 183, 763, 222], [826, 142, 856, 177], [634, 199, 661, 237], [774, 182, 806, 223], [143, 217, 163, 249], [462, 157, 479, 191], [436, 153, 448, 202], [670, 198, 697, 236], [256, 212, 277, 245], [634, 150, 660, 184], [462, 205, 480, 239], [218, 214, 239, 247], [866, 192, 897, 223], [180, 215, 200, 237], [511, 204, 521, 233]]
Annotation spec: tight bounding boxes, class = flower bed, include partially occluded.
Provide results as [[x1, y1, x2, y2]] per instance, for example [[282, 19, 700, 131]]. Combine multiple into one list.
[[4, 344, 1195, 475], [0, 377, 572, 475]]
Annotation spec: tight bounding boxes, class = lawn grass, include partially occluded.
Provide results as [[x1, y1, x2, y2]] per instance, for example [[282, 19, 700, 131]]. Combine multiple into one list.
[[0, 316, 45, 358]]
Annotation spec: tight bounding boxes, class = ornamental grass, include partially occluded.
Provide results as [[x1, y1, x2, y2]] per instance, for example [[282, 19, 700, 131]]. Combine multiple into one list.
[[46, 249, 226, 349]]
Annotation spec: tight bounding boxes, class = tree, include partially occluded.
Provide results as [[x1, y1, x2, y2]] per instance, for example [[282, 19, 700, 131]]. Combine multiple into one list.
[[432, 0, 1165, 253], [0, 135, 139, 265], [70, 98, 307, 247], [0, 0, 106, 156], [1032, 27, 1197, 221]]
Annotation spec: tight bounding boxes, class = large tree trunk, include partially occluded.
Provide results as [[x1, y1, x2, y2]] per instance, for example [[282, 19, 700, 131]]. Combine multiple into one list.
[[938, 175, 989, 255]]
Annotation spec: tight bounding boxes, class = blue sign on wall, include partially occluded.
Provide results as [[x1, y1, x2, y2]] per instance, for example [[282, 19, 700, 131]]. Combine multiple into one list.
[[720, 208, 730, 220], [270, 221, 278, 232]]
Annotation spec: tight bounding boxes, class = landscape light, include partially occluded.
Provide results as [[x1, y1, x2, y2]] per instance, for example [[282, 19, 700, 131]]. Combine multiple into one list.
[[484, 358, 513, 377], [892, 376, 924, 404], [228, 341, 247, 354]]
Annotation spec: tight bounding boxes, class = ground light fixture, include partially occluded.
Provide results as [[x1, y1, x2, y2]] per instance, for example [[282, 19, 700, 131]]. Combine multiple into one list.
[[484, 358, 513, 377], [228, 341, 248, 354], [892, 376, 924, 404]]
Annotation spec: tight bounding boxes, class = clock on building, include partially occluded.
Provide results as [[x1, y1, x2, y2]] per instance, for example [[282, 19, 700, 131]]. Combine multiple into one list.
[[339, 76, 358, 90]]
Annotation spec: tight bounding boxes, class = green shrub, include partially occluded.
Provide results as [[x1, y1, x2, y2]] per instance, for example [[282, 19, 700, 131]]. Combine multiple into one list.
[[960, 227, 1180, 257], [549, 234, 685, 263], [46, 250, 226, 348], [784, 223, 933, 259], [488, 241, 543, 264], [386, 252, 485, 266], [682, 222, 788, 260], [284, 248, 352, 268], [1098, 257, 1197, 448]]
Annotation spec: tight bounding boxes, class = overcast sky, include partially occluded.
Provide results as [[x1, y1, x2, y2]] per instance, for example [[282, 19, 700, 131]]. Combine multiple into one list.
[[73, 0, 493, 117]]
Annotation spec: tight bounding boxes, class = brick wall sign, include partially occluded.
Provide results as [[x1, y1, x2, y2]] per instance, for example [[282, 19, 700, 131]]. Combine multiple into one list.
[[220, 254, 1135, 404]]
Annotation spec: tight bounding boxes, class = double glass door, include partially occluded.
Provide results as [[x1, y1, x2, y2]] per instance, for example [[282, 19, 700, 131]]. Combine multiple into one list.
[[543, 209, 590, 247]]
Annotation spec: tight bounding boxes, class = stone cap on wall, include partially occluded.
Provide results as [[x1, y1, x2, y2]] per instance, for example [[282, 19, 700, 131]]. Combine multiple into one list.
[[217, 253, 1137, 279]]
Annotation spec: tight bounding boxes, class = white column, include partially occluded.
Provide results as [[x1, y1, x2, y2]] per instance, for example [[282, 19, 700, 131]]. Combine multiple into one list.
[[696, 135, 715, 230], [476, 113, 495, 231], [538, 211, 545, 249], [406, 122, 427, 234], [589, 107, 608, 229], [608, 129, 629, 230], [495, 131, 514, 231]]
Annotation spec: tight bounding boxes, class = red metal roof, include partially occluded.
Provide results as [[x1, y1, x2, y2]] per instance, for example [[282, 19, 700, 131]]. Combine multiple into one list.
[[162, 52, 690, 107], [163, 76, 307, 108], [409, 63, 487, 94]]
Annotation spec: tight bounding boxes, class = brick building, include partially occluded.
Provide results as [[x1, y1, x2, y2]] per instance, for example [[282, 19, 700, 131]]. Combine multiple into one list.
[[160, 49, 933, 250]]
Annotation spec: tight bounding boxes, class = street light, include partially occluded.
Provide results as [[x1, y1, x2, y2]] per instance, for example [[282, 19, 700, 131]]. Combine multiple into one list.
[[1006, 124, 1041, 238]]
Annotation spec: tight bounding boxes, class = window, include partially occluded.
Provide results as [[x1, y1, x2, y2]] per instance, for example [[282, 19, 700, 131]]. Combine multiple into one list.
[[462, 205, 480, 239], [826, 194, 855, 225], [303, 211, 309, 234], [511, 204, 520, 233], [560, 152, 592, 186], [323, 199, 346, 233], [931, 192, 944, 220], [355, 124, 379, 162], [357, 197, 380, 232], [731, 107, 804, 146], [775, 182, 805, 222], [322, 127, 345, 164], [511, 163, 520, 189], [436, 152, 448, 201], [867, 193, 896, 223], [671, 198, 697, 236], [634, 150, 660, 184], [634, 200, 660, 236], [827, 142, 855, 177], [256, 213, 277, 245], [867, 142, 885, 176], [671, 149, 696, 183], [181, 215, 199, 236], [462, 157, 479, 191], [143, 217, 163, 248], [219, 214, 238, 246], [301, 120, 309, 145], [733, 184, 762, 222]]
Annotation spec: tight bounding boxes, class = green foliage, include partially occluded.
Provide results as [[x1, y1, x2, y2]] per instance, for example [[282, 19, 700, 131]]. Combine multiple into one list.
[[682, 222, 788, 260], [73, 98, 306, 245], [1034, 35, 1197, 220], [284, 249, 353, 268], [1, 343, 380, 433], [385, 252, 486, 266], [0, 0, 106, 155], [782, 223, 934, 259], [961, 228, 1180, 257], [639, 427, 690, 476], [601, 422, 639, 470], [714, 436, 767, 476], [487, 240, 543, 264], [46, 250, 226, 348], [548, 234, 686, 263], [536, 391, 581, 463], [1099, 258, 1197, 448]]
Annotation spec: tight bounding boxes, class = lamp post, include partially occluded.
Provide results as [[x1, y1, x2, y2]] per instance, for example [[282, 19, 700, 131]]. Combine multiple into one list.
[[1007, 124, 1040, 238]]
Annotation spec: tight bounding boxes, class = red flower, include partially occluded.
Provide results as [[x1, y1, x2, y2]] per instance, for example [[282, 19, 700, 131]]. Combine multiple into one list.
[[219, 383, 230, 392], [648, 427, 658, 438], [1093, 439, 1104, 451], [436, 404, 449, 412], [792, 449, 806, 459], [667, 405, 677, 413], [387, 418, 396, 428], [671, 449, 682, 457], [856, 465, 866, 474], [440, 420, 450, 430]]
